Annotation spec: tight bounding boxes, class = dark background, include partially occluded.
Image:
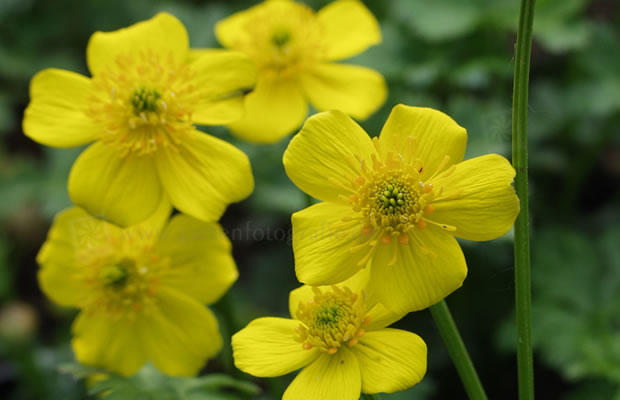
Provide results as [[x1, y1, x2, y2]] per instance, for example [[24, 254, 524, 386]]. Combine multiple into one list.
[[1, 0, 619, 399]]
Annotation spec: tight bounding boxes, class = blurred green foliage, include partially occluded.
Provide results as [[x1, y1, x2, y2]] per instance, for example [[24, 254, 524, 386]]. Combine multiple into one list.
[[1, 0, 619, 399]]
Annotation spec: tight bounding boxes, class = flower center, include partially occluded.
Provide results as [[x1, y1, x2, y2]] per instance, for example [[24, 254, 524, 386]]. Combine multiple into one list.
[[88, 49, 195, 156], [77, 241, 168, 320], [130, 87, 162, 115], [294, 286, 370, 354], [234, 2, 324, 80], [335, 137, 457, 267], [100, 259, 131, 288], [271, 29, 291, 48]]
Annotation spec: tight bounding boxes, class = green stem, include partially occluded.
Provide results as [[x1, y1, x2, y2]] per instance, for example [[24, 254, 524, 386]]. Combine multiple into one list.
[[362, 394, 383, 400], [511, 0, 535, 398], [430, 300, 487, 400]]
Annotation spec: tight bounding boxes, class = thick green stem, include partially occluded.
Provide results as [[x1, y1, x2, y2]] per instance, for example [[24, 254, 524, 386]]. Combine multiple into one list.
[[430, 300, 487, 400], [512, 0, 536, 399]]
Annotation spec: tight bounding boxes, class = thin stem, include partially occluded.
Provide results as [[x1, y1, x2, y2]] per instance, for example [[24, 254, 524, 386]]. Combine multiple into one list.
[[429, 300, 487, 400], [511, 0, 536, 398]]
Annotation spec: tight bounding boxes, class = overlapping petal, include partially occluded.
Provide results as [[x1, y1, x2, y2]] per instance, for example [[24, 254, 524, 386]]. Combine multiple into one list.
[[292, 202, 368, 286], [189, 49, 256, 125], [353, 329, 427, 394], [87, 12, 188, 76], [156, 215, 238, 305], [72, 311, 148, 376], [155, 129, 253, 223], [300, 64, 386, 120], [233, 317, 319, 377], [283, 110, 376, 203], [428, 154, 520, 241], [379, 105, 467, 177], [370, 227, 467, 314], [68, 142, 163, 227], [228, 79, 307, 143], [283, 349, 361, 400], [23, 69, 99, 147], [317, 0, 381, 61], [140, 288, 222, 376], [37, 208, 119, 307]]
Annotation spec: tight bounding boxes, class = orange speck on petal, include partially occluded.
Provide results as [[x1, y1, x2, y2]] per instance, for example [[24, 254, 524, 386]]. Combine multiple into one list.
[[362, 225, 373, 235], [424, 204, 435, 214], [416, 219, 427, 229], [381, 235, 392, 245], [399, 234, 409, 245], [363, 316, 372, 326], [328, 347, 339, 355], [303, 343, 313, 350], [347, 338, 359, 347], [424, 183, 433, 193]]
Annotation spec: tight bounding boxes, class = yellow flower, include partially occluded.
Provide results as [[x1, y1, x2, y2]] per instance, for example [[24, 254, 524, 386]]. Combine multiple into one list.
[[23, 13, 256, 227], [283, 105, 520, 314], [37, 199, 238, 376], [214, 0, 387, 143], [233, 267, 427, 400]]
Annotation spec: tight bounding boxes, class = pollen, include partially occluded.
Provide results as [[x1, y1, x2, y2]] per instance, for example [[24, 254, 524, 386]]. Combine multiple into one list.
[[88, 49, 196, 157], [294, 286, 368, 354]]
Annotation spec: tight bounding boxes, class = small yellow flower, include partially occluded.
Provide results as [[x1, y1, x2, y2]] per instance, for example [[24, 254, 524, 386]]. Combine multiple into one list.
[[37, 200, 238, 376], [23, 13, 256, 227], [283, 105, 520, 314], [214, 0, 387, 143], [233, 268, 427, 400]]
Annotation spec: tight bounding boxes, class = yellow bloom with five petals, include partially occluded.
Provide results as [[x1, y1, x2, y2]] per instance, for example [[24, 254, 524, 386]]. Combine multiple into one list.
[[37, 201, 237, 376], [215, 0, 387, 143], [283, 105, 520, 314], [23, 13, 256, 227], [233, 267, 427, 400]]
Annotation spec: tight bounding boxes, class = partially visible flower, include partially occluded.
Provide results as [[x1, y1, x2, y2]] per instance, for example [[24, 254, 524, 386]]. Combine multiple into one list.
[[283, 105, 520, 314], [233, 267, 427, 400], [37, 200, 237, 376], [23, 13, 256, 227], [214, 0, 387, 143]]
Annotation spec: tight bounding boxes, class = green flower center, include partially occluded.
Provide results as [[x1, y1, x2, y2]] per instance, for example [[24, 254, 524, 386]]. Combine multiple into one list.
[[295, 286, 369, 354], [376, 182, 412, 216], [100, 258, 134, 288], [130, 87, 161, 115], [271, 29, 291, 47]]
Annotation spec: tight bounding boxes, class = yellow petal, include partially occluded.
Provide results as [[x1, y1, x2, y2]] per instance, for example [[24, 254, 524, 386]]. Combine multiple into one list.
[[121, 194, 172, 244], [288, 268, 406, 330], [155, 129, 253, 223], [214, 2, 258, 50], [37, 208, 109, 307], [23, 69, 99, 147], [378, 105, 467, 177], [370, 228, 467, 314], [292, 202, 369, 285], [141, 287, 222, 376], [317, 0, 381, 60], [301, 63, 387, 120], [283, 349, 361, 400], [87, 12, 189, 76], [232, 317, 319, 377], [353, 329, 427, 394], [189, 49, 256, 125], [72, 311, 148, 376], [228, 79, 307, 143], [283, 110, 376, 203], [428, 154, 520, 241], [156, 215, 238, 305], [68, 142, 164, 227]]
